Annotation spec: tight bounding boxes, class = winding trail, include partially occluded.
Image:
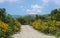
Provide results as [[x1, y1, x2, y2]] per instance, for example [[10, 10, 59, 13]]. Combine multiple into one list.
[[12, 25, 56, 38]]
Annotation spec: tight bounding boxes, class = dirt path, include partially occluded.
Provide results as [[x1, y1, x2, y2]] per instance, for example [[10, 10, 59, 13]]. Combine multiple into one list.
[[12, 25, 56, 38]]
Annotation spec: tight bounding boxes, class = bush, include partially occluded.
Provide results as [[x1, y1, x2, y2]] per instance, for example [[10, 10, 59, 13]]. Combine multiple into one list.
[[0, 8, 22, 38], [0, 19, 21, 38], [32, 20, 42, 30], [55, 29, 60, 38], [32, 20, 48, 32], [0, 20, 10, 38], [32, 20, 60, 35]]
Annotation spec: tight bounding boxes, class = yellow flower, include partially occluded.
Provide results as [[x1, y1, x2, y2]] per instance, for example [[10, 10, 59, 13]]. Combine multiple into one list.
[[40, 25, 48, 31], [32, 20, 42, 29], [49, 26, 56, 31], [56, 21, 60, 27], [14, 20, 21, 26], [2, 29, 7, 33], [14, 27, 19, 31], [0, 20, 9, 33]]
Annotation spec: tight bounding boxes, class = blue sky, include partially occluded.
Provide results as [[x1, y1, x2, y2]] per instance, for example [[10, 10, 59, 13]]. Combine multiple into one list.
[[0, 0, 60, 16]]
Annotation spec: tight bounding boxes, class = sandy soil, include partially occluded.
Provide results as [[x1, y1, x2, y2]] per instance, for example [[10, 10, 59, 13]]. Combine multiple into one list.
[[12, 25, 56, 38]]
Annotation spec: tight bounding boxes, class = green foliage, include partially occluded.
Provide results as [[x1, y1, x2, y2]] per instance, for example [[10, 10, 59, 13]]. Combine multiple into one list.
[[0, 8, 21, 38], [55, 29, 60, 38], [17, 17, 27, 25], [51, 9, 60, 21], [32, 20, 59, 34], [31, 8, 60, 38], [16, 15, 36, 25], [0, 8, 60, 38], [0, 8, 6, 21]]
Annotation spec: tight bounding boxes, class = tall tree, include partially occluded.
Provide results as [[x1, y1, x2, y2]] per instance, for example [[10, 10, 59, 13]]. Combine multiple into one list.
[[0, 8, 6, 21], [51, 9, 60, 21]]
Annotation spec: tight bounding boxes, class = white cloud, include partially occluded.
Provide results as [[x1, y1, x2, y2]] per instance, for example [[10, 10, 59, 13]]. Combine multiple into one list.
[[0, 0, 5, 3], [6, 0, 19, 3], [28, 12, 39, 15], [19, 6, 27, 11], [26, 4, 42, 15], [27, 9, 42, 15], [31, 4, 43, 9], [0, 0, 19, 3], [53, 0, 60, 6], [42, 0, 60, 6], [42, 0, 50, 3], [41, 0, 50, 8], [42, 0, 60, 7]]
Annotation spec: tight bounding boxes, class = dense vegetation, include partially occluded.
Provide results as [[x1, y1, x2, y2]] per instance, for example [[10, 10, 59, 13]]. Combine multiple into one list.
[[0, 8, 60, 38], [0, 8, 21, 38], [31, 9, 60, 38], [16, 8, 60, 38]]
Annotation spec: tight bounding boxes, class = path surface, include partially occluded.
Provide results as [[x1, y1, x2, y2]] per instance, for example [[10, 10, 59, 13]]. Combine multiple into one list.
[[12, 25, 56, 38]]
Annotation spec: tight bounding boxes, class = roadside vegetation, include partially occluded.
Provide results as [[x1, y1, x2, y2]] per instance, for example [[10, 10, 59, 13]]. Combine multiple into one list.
[[31, 9, 60, 38], [0, 8, 60, 38], [0, 8, 21, 38], [16, 8, 60, 38]]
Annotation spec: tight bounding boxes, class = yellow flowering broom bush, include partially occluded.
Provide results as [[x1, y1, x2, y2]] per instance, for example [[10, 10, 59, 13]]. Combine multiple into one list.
[[32, 20, 60, 35], [32, 20, 48, 32], [0, 20, 10, 38], [14, 19, 21, 32], [0, 8, 22, 38], [0, 19, 21, 38], [32, 20, 42, 30]]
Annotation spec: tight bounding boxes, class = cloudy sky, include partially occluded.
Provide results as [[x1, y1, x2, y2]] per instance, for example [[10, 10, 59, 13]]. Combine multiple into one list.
[[0, 0, 60, 15]]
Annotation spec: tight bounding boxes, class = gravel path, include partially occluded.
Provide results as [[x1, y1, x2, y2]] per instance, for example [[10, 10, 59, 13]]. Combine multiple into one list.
[[12, 25, 56, 38]]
